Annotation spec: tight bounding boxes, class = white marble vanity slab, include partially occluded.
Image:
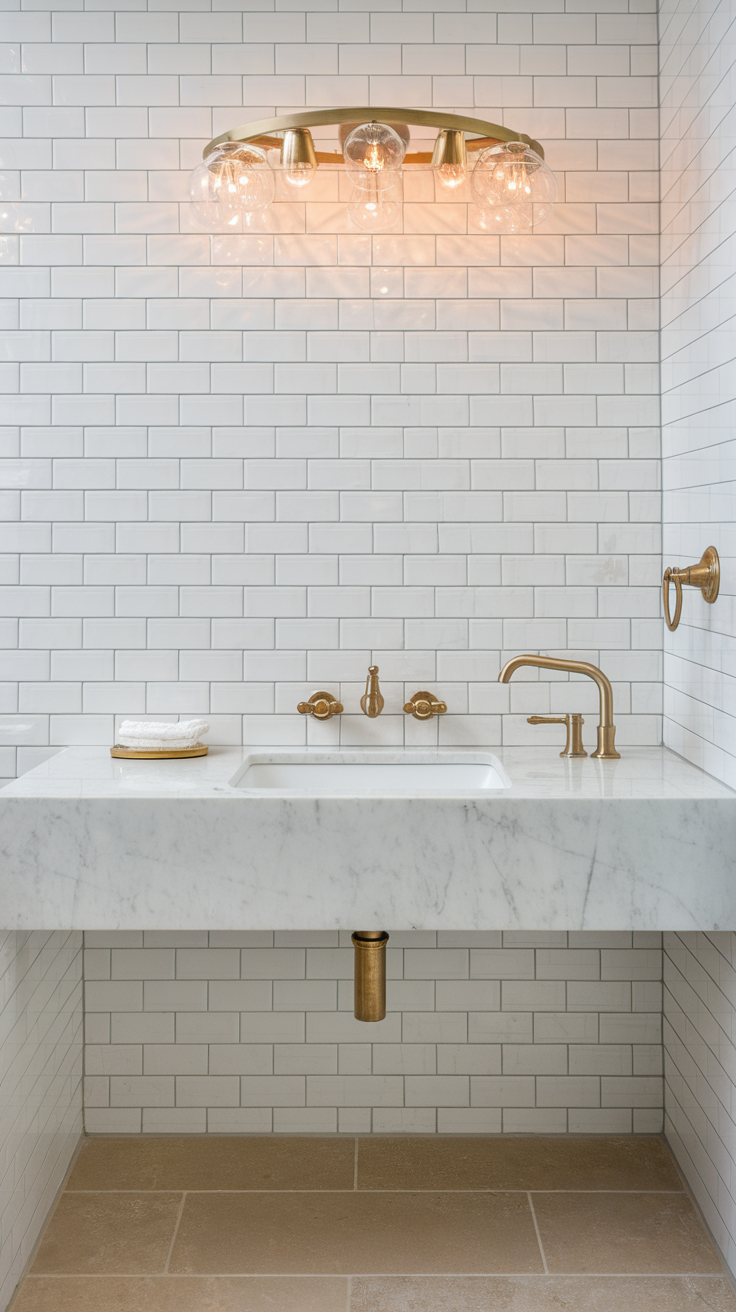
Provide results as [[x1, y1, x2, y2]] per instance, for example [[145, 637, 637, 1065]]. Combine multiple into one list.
[[1, 746, 734, 931]]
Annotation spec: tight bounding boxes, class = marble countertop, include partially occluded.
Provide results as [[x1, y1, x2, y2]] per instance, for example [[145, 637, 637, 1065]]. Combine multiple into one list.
[[1, 746, 734, 932], [1, 744, 732, 800]]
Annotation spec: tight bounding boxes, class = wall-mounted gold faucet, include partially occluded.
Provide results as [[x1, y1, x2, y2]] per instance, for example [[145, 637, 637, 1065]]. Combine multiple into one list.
[[360, 665, 384, 718], [404, 691, 447, 720], [499, 655, 620, 760], [297, 691, 343, 720]]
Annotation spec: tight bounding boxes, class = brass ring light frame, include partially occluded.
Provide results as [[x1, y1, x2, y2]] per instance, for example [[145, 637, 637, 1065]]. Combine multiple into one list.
[[204, 107, 544, 163]]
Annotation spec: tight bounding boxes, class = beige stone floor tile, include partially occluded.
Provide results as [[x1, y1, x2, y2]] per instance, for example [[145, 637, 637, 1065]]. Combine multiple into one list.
[[11, 1276, 348, 1312], [67, 1135, 355, 1191], [169, 1190, 543, 1275], [349, 1275, 736, 1311], [357, 1136, 682, 1192], [30, 1194, 182, 1275], [533, 1192, 724, 1275]]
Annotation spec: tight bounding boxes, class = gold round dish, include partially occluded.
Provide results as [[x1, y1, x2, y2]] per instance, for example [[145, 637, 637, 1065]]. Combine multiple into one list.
[[110, 745, 209, 760]]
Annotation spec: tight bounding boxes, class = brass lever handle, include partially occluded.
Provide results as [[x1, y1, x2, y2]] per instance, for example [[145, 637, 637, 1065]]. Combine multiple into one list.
[[360, 665, 384, 718], [404, 691, 448, 721], [297, 691, 343, 720], [663, 546, 720, 632], [528, 713, 586, 759]]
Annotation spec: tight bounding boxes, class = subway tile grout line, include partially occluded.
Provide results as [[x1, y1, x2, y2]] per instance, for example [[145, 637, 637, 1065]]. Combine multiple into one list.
[[162, 1192, 187, 1275], [527, 1191, 549, 1275]]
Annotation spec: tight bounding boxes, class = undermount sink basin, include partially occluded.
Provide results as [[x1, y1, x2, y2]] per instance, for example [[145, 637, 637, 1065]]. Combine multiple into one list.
[[231, 751, 510, 795]]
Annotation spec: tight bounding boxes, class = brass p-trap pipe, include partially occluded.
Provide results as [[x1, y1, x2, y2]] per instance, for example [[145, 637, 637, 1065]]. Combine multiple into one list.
[[352, 931, 389, 1022]]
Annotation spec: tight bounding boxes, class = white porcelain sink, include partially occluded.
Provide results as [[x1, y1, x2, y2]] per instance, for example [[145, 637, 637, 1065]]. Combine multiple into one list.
[[231, 751, 510, 796]]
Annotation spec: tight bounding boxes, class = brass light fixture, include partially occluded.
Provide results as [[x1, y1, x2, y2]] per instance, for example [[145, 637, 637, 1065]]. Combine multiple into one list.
[[431, 128, 468, 190], [189, 107, 555, 234], [281, 126, 317, 188]]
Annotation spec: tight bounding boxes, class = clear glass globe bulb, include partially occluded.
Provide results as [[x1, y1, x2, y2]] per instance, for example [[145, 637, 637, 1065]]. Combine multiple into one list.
[[343, 122, 406, 190], [348, 194, 400, 232], [284, 162, 316, 189], [472, 142, 557, 227], [435, 162, 466, 191], [188, 143, 275, 228]]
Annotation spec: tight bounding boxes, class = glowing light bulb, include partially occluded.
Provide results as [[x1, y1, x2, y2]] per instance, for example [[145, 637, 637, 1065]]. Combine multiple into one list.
[[471, 141, 557, 230], [188, 143, 275, 229], [343, 123, 406, 190], [431, 130, 467, 193], [281, 128, 317, 190]]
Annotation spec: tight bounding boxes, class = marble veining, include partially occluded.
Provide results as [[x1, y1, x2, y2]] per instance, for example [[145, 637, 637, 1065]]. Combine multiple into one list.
[[0, 747, 733, 933]]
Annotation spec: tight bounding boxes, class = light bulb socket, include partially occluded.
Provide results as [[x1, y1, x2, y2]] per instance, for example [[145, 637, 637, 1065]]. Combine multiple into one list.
[[431, 128, 467, 172], [281, 127, 317, 172]]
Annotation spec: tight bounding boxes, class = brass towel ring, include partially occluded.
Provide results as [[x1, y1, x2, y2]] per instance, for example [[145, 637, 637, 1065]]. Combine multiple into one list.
[[663, 546, 720, 632]]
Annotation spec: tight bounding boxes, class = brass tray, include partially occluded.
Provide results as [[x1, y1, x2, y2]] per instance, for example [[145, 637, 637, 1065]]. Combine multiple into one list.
[[110, 745, 208, 760]]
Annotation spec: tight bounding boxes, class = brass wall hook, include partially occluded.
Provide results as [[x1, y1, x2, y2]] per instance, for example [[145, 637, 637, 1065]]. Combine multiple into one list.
[[404, 691, 447, 720], [360, 666, 384, 718], [528, 713, 586, 758], [663, 546, 720, 631], [297, 691, 343, 720]]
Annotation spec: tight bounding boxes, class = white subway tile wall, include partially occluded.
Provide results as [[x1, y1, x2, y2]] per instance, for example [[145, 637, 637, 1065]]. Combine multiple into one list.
[[82, 930, 663, 1134], [660, 0, 736, 787], [664, 933, 736, 1280], [0, 2, 661, 779], [0, 932, 82, 1310]]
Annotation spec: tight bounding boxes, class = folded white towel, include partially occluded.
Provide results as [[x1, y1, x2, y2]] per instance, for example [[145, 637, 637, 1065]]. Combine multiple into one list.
[[118, 719, 209, 751]]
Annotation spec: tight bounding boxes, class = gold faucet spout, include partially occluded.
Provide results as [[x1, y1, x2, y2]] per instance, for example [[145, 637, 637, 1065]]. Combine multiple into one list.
[[498, 654, 620, 760], [360, 665, 385, 718]]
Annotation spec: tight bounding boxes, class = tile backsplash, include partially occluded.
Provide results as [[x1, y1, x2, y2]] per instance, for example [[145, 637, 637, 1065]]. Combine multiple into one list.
[[0, 0, 661, 779], [660, 0, 736, 788], [83, 930, 664, 1135]]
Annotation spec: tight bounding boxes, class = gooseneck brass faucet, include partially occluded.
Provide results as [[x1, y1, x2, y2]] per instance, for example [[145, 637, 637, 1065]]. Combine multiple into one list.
[[360, 665, 384, 718], [498, 654, 620, 760]]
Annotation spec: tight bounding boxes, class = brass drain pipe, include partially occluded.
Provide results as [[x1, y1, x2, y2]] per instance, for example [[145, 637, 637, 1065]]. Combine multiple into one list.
[[352, 931, 389, 1022]]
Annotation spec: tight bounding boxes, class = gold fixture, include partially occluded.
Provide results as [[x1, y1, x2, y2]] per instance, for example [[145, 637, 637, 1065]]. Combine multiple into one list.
[[499, 655, 620, 760], [663, 546, 720, 631], [360, 666, 384, 718], [297, 691, 344, 721], [431, 129, 468, 189], [352, 931, 389, 1022], [205, 107, 543, 164], [192, 109, 553, 235], [404, 691, 448, 721], [527, 714, 586, 758], [281, 126, 317, 186]]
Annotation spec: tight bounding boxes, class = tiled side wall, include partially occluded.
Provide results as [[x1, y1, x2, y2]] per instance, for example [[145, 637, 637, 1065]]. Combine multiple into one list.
[[664, 932, 736, 1280], [83, 930, 663, 1135], [659, 0, 736, 787], [0, 1, 662, 783], [0, 931, 83, 1312]]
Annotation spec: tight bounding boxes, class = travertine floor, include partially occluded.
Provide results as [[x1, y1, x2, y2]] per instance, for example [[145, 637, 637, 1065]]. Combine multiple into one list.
[[11, 1136, 736, 1311]]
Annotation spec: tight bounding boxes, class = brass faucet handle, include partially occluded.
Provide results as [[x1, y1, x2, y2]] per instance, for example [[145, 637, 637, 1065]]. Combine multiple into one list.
[[528, 713, 587, 759], [360, 665, 385, 718], [404, 691, 448, 721], [297, 691, 344, 720]]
